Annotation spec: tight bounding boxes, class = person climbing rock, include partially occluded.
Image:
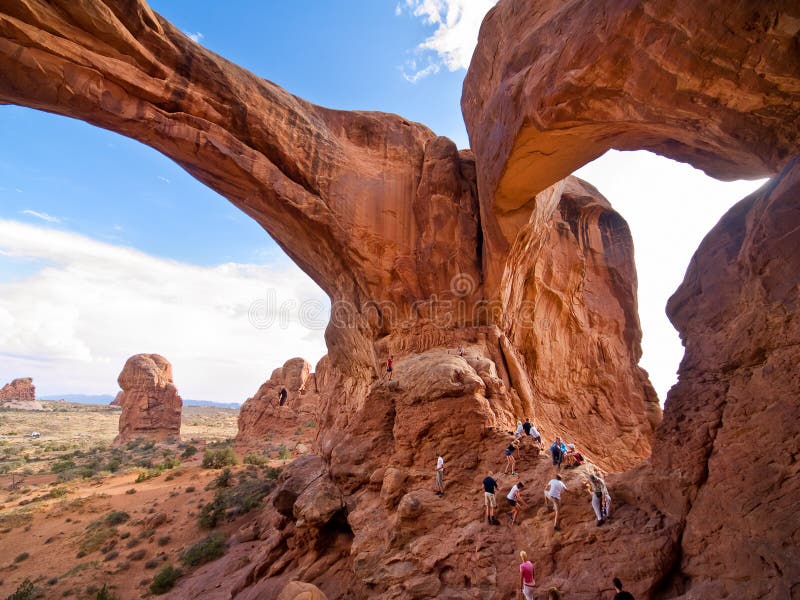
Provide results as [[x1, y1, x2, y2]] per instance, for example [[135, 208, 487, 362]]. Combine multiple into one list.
[[544, 474, 567, 531], [457, 344, 465, 357], [524, 417, 544, 450], [550, 437, 567, 469], [586, 473, 610, 526], [482, 471, 500, 525], [435, 453, 444, 496], [503, 441, 517, 475], [518, 550, 536, 599], [385, 355, 394, 380], [506, 481, 525, 524], [278, 387, 288, 406], [515, 420, 524, 437], [612, 577, 635, 599]]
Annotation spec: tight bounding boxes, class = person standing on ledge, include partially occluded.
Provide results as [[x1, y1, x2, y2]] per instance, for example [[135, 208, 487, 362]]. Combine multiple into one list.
[[435, 453, 444, 496], [386, 355, 394, 380], [482, 471, 500, 525], [518, 550, 536, 599], [612, 577, 635, 599]]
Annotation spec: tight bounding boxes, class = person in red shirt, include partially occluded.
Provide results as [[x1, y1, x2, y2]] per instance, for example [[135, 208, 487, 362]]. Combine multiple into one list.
[[518, 550, 536, 600], [386, 355, 394, 380]]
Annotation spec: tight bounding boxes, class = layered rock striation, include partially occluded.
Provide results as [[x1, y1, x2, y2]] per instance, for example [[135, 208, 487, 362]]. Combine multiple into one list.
[[0, 377, 43, 410], [113, 353, 182, 445], [1, 0, 799, 598]]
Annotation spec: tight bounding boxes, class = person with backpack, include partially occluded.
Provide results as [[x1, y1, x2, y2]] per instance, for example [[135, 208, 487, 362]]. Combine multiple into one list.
[[586, 473, 609, 526]]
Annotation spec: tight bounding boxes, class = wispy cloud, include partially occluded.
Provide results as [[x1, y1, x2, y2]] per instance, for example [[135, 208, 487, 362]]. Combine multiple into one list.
[[21, 209, 61, 223], [157, 176, 171, 184], [0, 220, 328, 403], [186, 31, 204, 43], [397, 0, 497, 81]]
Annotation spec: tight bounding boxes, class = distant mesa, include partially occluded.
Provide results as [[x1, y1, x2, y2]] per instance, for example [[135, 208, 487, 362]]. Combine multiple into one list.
[[112, 353, 182, 446], [0, 377, 44, 410]]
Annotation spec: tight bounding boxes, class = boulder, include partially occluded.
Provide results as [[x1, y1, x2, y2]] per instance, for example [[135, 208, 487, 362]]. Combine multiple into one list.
[[0, 378, 43, 410]]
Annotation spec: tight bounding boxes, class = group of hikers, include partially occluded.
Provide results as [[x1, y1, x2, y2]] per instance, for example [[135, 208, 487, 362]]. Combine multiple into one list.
[[435, 414, 626, 598]]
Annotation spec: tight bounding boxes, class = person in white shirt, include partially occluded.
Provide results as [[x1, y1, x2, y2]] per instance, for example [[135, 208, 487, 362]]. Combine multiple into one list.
[[544, 474, 567, 531], [506, 481, 526, 524], [435, 454, 444, 496]]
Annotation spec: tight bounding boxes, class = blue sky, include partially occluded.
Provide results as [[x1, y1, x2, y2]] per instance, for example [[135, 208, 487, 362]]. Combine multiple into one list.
[[0, 1, 766, 403]]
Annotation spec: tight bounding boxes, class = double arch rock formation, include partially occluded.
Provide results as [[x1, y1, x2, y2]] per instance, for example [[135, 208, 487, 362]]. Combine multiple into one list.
[[1, 0, 798, 597]]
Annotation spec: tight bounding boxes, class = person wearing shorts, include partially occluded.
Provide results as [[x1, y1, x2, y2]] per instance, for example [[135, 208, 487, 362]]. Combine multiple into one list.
[[544, 475, 567, 531], [386, 355, 393, 380], [507, 481, 525, 524], [503, 442, 517, 475], [483, 472, 499, 525]]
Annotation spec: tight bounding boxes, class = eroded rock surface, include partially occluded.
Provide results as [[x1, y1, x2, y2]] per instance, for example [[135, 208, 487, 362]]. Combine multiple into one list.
[[0, 377, 42, 410], [113, 353, 182, 445], [236, 357, 322, 445]]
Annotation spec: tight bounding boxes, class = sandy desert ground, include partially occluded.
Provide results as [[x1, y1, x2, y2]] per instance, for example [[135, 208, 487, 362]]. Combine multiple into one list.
[[0, 402, 311, 599]]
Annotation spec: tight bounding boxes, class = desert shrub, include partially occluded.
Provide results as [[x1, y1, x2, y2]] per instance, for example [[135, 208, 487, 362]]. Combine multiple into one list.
[[95, 584, 117, 600], [277, 446, 291, 461], [105, 458, 122, 473], [243, 453, 267, 467], [181, 534, 226, 567], [103, 550, 119, 561], [104, 511, 128, 526], [47, 487, 68, 499], [180, 445, 198, 459], [198, 476, 276, 529], [128, 549, 146, 561], [125, 537, 140, 549], [141, 440, 156, 451], [14, 552, 30, 563], [207, 468, 233, 490], [201, 447, 237, 469], [149, 564, 180, 595], [125, 488, 136, 495], [6, 578, 36, 600], [144, 558, 160, 569], [51, 460, 76, 473], [157, 535, 171, 547]]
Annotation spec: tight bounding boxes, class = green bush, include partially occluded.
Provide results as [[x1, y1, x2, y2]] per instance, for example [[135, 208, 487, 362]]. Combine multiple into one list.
[[180, 445, 198, 459], [6, 578, 36, 600], [14, 552, 30, 563], [207, 468, 232, 490], [198, 476, 276, 530], [51, 459, 76, 473], [181, 534, 226, 567], [243, 453, 267, 467], [149, 564, 180, 595], [201, 447, 237, 469], [105, 511, 129, 526], [277, 446, 291, 461], [95, 584, 118, 600]]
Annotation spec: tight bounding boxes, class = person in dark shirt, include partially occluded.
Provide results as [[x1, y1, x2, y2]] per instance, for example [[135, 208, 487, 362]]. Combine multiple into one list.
[[613, 577, 635, 599], [482, 472, 500, 525]]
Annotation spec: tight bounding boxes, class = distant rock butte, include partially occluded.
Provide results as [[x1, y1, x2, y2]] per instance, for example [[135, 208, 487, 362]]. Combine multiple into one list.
[[113, 354, 182, 445], [1, 0, 798, 598], [236, 357, 323, 444], [0, 377, 43, 410]]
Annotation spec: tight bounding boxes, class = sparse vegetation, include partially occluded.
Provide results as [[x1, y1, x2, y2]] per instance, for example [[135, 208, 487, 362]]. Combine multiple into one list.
[[180, 444, 198, 459], [202, 446, 237, 469], [6, 578, 37, 600], [243, 453, 268, 466], [181, 533, 226, 567], [95, 584, 118, 600], [149, 564, 180, 595], [277, 446, 291, 460], [14, 551, 30, 563], [198, 470, 279, 529]]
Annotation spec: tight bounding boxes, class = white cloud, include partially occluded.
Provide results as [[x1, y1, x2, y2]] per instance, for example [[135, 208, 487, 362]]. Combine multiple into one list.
[[0, 220, 328, 404], [21, 209, 60, 223], [186, 31, 204, 43], [402, 62, 440, 84], [575, 151, 768, 402], [157, 176, 171, 184], [398, 0, 497, 81]]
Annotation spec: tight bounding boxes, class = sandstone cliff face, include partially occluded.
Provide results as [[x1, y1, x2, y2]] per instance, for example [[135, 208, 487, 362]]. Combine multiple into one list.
[[0, 377, 43, 410], [2, 0, 799, 599], [463, 0, 800, 293], [236, 357, 322, 444], [113, 354, 182, 445], [0, 0, 655, 473]]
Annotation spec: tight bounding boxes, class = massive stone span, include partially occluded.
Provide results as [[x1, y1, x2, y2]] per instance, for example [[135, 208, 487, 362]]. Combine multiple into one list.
[[1, 0, 798, 597]]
